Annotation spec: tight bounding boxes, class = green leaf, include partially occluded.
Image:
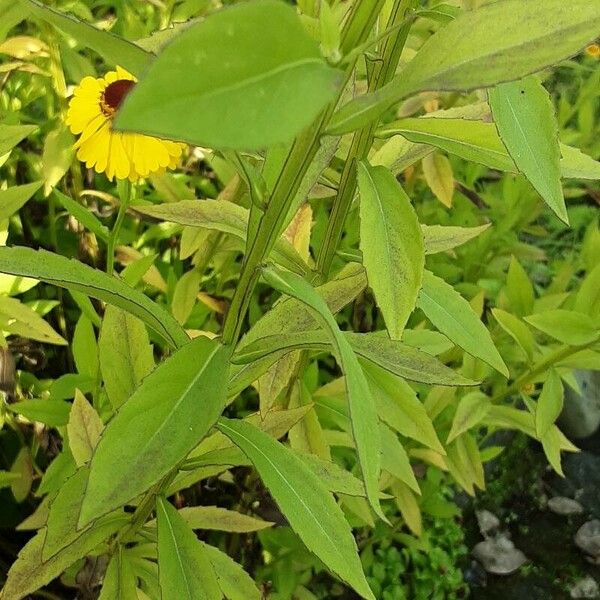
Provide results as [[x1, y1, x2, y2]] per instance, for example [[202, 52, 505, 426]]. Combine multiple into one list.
[[54, 189, 109, 242], [8, 399, 71, 427], [328, 0, 600, 134], [233, 330, 477, 387], [156, 496, 221, 600], [98, 548, 139, 600], [0, 182, 41, 220], [535, 370, 564, 439], [72, 315, 98, 378], [261, 265, 384, 521], [1, 519, 125, 600], [18, 0, 152, 75], [43, 468, 121, 561], [380, 425, 419, 494], [116, 0, 341, 150], [525, 310, 599, 346], [560, 144, 600, 180], [0, 123, 36, 156], [422, 152, 454, 207], [152, 506, 273, 533], [41, 126, 74, 196], [363, 362, 444, 454], [417, 271, 508, 376], [99, 307, 154, 411], [492, 308, 536, 363], [489, 77, 565, 222], [217, 418, 375, 600], [0, 247, 188, 349], [505, 256, 535, 317], [67, 390, 103, 467], [377, 118, 515, 172], [201, 542, 261, 600], [357, 162, 424, 339], [422, 223, 490, 255], [540, 425, 565, 476], [171, 269, 201, 325], [575, 263, 600, 319], [10, 447, 32, 503], [135, 200, 309, 275], [447, 392, 490, 443], [0, 296, 66, 345], [79, 336, 229, 527]]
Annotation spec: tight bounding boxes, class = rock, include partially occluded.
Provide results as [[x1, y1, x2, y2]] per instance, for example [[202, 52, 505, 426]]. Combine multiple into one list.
[[560, 370, 600, 439], [549, 453, 600, 519], [569, 576, 600, 599], [547, 496, 584, 516], [472, 535, 528, 575], [476, 509, 500, 536], [575, 520, 600, 561]]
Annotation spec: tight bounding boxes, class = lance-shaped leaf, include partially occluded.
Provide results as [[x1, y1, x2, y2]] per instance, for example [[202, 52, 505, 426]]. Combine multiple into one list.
[[0, 247, 188, 349], [98, 548, 138, 600], [67, 391, 103, 467], [328, 0, 600, 134], [377, 118, 515, 172], [201, 542, 262, 600], [79, 336, 229, 527], [156, 497, 221, 600], [2, 520, 124, 600], [422, 223, 490, 255], [261, 265, 385, 521], [233, 329, 478, 387], [135, 200, 308, 274], [99, 307, 155, 411], [116, 0, 341, 149], [18, 0, 152, 75], [417, 271, 508, 377], [357, 162, 424, 339], [489, 76, 565, 222], [535, 370, 564, 439], [0, 182, 41, 220], [447, 392, 491, 444], [0, 123, 37, 156], [217, 418, 375, 600]]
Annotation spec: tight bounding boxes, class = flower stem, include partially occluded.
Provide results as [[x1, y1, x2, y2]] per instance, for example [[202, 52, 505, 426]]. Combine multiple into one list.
[[106, 180, 132, 275], [491, 340, 597, 403], [315, 0, 416, 279], [221, 0, 386, 346]]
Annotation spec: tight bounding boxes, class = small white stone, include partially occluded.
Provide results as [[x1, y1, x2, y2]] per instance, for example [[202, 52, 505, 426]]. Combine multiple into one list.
[[548, 496, 584, 516], [472, 534, 527, 575], [569, 576, 600, 599], [476, 509, 500, 536]]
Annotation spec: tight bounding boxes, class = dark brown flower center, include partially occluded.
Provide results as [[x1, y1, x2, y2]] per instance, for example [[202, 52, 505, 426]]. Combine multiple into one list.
[[101, 79, 135, 114]]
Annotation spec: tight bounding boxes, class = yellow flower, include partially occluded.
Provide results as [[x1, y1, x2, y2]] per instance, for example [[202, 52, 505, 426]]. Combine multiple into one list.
[[66, 66, 185, 182], [585, 43, 600, 58]]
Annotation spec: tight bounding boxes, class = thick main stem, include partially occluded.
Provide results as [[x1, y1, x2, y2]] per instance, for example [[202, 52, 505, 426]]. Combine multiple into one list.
[[316, 0, 416, 278], [221, 0, 386, 346]]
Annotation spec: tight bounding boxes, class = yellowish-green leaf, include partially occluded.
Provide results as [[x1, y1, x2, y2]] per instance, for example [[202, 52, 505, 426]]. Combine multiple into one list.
[[535, 370, 564, 439], [422, 223, 490, 255], [489, 76, 565, 222], [156, 496, 221, 600], [261, 264, 384, 521], [447, 391, 490, 443], [67, 390, 103, 467], [217, 417, 375, 600], [357, 162, 424, 339], [525, 310, 599, 346], [0, 181, 41, 220], [422, 153, 454, 207], [99, 307, 154, 411], [417, 271, 508, 376]]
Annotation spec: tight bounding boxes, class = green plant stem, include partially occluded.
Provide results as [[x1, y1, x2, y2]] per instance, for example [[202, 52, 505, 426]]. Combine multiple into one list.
[[491, 339, 597, 403], [106, 181, 132, 275], [221, 0, 386, 346], [316, 0, 416, 279]]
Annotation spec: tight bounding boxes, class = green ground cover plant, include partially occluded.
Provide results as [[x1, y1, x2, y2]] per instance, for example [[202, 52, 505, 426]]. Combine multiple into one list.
[[0, 0, 599, 598]]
